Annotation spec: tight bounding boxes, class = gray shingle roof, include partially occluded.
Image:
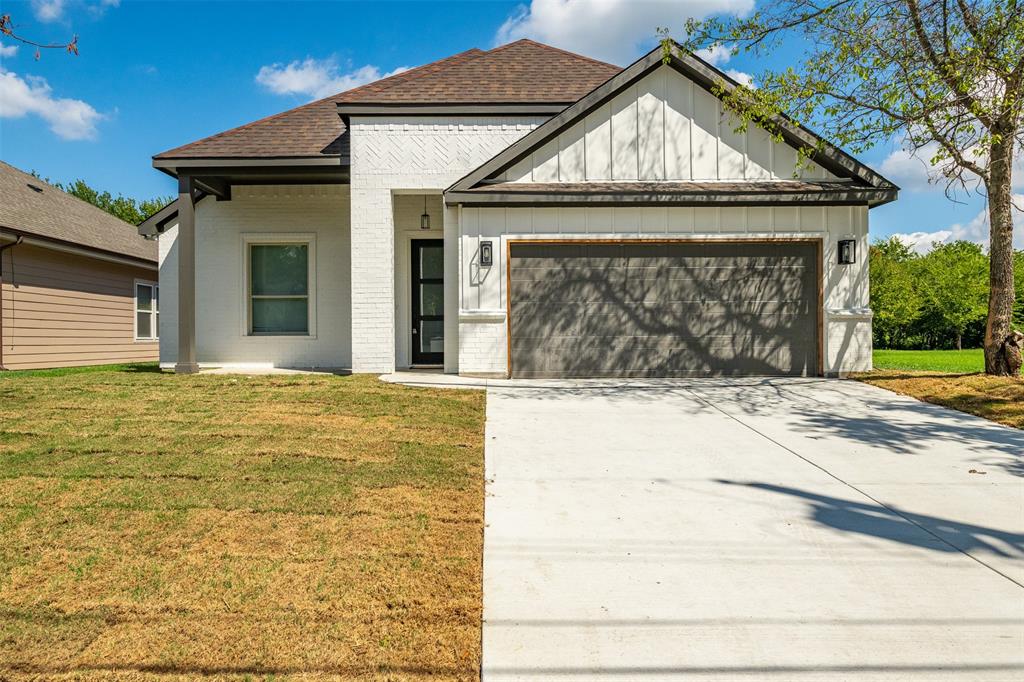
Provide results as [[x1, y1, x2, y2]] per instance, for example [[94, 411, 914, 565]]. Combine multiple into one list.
[[0, 161, 157, 263], [154, 40, 621, 162]]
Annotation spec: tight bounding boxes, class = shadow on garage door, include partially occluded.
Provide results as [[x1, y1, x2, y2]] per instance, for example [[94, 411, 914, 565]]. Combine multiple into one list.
[[508, 240, 822, 379]]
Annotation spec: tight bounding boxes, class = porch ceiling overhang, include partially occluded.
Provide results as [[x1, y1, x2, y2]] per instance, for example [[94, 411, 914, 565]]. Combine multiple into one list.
[[153, 159, 350, 185], [445, 180, 898, 207]]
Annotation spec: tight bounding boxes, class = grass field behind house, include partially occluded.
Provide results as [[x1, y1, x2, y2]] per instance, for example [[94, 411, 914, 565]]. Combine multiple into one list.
[[863, 349, 1023, 429], [872, 348, 985, 373], [0, 368, 486, 680]]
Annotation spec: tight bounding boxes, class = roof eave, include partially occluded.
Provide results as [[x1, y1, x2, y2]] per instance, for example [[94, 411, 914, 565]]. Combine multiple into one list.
[[153, 156, 347, 171], [445, 187, 899, 208]]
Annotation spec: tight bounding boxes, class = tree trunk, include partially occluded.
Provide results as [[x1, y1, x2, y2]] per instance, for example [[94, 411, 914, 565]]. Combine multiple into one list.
[[983, 136, 1018, 376], [956, 333, 962, 351]]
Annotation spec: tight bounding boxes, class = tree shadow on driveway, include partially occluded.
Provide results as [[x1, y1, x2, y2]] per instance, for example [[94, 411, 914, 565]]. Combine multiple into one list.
[[718, 480, 1024, 561]]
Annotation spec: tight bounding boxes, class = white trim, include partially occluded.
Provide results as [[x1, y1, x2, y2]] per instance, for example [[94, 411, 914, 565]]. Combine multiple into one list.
[[133, 279, 159, 342], [459, 310, 506, 323], [827, 307, 874, 319], [240, 233, 318, 339]]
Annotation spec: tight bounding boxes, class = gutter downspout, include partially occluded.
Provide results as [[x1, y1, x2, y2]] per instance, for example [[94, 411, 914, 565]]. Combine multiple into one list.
[[0, 235, 25, 370]]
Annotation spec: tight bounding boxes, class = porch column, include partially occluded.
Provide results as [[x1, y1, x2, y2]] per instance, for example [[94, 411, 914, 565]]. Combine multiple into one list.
[[175, 175, 199, 374], [349, 185, 396, 373], [443, 202, 459, 374]]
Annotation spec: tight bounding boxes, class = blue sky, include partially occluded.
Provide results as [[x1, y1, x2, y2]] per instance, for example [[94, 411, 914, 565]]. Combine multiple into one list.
[[0, 0, 1017, 248]]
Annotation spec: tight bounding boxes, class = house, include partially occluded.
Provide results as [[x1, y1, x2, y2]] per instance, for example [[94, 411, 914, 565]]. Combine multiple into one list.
[[139, 40, 896, 378], [0, 162, 159, 370]]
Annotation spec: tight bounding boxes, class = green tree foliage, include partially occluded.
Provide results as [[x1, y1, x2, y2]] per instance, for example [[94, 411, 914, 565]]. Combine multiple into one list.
[[30, 172, 171, 225], [57, 179, 171, 226], [917, 241, 990, 350], [869, 238, 1021, 350], [870, 237, 923, 348], [679, 0, 1022, 373]]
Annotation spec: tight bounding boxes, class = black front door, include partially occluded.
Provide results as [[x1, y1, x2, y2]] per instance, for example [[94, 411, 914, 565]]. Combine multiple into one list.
[[411, 240, 444, 365]]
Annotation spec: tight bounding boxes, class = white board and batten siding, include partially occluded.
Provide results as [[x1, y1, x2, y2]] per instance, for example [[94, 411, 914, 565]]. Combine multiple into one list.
[[499, 65, 837, 184]]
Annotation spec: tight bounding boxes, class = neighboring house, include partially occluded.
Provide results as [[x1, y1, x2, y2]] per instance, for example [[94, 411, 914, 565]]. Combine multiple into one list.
[[0, 162, 159, 370], [140, 40, 897, 378]]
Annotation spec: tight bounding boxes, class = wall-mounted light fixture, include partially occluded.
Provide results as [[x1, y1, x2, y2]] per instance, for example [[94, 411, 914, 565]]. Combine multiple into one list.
[[480, 241, 494, 267], [420, 195, 431, 230], [838, 239, 856, 265]]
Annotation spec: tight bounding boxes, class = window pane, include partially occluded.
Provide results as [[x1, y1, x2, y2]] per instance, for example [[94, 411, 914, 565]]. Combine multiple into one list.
[[137, 312, 152, 338], [420, 283, 443, 316], [155, 312, 159, 338], [420, 245, 443, 279], [252, 298, 308, 334], [420, 320, 444, 354], [154, 286, 159, 312], [251, 244, 308, 296], [136, 284, 152, 311]]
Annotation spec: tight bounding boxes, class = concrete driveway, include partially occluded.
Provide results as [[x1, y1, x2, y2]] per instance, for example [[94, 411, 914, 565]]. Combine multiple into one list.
[[482, 378, 1024, 680]]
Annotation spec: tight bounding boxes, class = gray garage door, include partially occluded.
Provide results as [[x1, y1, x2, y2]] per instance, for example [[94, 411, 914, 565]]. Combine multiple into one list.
[[509, 241, 819, 378]]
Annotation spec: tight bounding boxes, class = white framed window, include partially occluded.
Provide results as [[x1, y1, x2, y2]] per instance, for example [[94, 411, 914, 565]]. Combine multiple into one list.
[[135, 280, 159, 340], [242, 234, 316, 337]]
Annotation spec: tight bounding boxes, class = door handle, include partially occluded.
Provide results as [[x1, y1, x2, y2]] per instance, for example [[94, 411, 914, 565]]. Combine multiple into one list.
[[412, 328, 418, 334]]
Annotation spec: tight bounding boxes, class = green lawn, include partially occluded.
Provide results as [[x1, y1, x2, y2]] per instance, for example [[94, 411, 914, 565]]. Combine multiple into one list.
[[0, 367, 486, 680], [872, 348, 984, 373], [862, 348, 1023, 430]]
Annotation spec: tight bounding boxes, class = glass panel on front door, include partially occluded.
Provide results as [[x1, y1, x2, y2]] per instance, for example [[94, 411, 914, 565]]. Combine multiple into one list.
[[412, 240, 444, 365]]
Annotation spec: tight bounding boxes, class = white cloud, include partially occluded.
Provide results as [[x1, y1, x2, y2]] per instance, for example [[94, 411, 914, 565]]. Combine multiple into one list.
[[881, 141, 1023, 193], [695, 43, 753, 86], [495, 0, 755, 65], [891, 195, 1024, 254], [31, 0, 120, 22], [696, 43, 732, 66], [725, 68, 753, 87], [31, 0, 66, 22], [0, 42, 17, 58], [0, 68, 103, 139], [256, 57, 409, 100]]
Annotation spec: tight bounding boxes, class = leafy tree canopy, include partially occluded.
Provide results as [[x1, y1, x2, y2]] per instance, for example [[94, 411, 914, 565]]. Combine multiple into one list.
[[31, 172, 171, 226], [676, 0, 1022, 373]]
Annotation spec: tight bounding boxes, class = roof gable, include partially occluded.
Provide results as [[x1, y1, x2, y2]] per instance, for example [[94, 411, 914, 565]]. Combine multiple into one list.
[[447, 44, 896, 199]]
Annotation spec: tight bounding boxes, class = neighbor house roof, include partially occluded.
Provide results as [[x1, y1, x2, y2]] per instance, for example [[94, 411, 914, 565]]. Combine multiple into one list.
[[0, 161, 157, 263], [154, 40, 621, 164]]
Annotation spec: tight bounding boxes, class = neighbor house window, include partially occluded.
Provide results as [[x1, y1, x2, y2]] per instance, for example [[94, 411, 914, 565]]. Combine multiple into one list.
[[135, 281, 159, 340], [248, 242, 310, 335]]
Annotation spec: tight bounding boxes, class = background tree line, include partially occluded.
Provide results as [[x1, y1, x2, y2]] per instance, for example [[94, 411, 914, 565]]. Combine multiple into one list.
[[871, 238, 1024, 350], [32, 172, 171, 226]]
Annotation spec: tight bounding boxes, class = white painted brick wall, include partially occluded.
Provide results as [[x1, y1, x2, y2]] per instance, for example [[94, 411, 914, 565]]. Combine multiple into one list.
[[159, 185, 351, 368], [459, 321, 507, 376], [348, 116, 546, 373]]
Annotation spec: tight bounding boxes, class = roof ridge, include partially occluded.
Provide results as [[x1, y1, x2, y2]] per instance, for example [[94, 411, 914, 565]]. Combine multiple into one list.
[[487, 38, 620, 70], [333, 47, 486, 101], [156, 48, 487, 159]]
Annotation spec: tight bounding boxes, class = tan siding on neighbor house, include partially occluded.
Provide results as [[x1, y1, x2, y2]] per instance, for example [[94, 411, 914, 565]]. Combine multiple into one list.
[[1, 244, 158, 370]]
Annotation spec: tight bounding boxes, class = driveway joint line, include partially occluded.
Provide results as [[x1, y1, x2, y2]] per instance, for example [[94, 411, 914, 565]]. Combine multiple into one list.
[[682, 386, 1024, 590]]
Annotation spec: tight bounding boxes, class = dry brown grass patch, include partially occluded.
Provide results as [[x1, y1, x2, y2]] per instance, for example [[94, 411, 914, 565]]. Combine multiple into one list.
[[0, 371, 485, 680], [855, 371, 1024, 429]]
